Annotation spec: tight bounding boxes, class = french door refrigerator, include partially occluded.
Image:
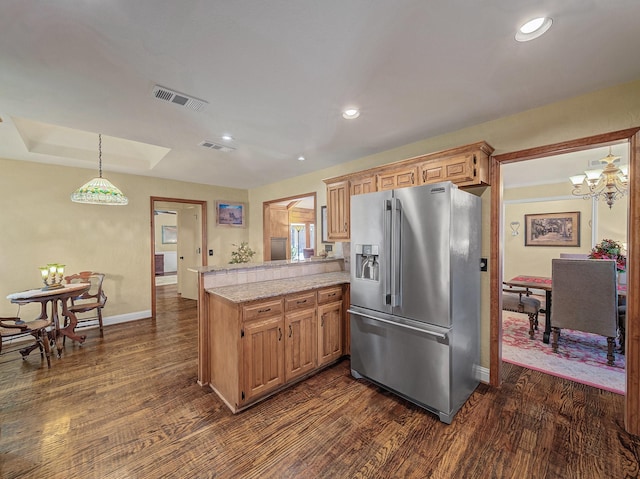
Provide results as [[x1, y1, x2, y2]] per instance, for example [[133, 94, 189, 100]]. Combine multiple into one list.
[[348, 181, 481, 424]]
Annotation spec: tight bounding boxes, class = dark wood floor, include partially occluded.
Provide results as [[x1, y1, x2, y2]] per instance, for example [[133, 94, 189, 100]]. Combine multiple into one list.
[[1, 285, 639, 479]]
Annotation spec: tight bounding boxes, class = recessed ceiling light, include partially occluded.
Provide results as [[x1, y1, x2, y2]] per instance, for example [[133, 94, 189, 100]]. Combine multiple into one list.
[[342, 108, 360, 120], [221, 134, 234, 141], [298, 156, 306, 161], [516, 17, 552, 42]]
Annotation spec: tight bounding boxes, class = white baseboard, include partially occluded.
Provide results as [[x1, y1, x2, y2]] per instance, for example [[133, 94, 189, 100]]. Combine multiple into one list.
[[103, 310, 152, 326], [475, 364, 490, 384]]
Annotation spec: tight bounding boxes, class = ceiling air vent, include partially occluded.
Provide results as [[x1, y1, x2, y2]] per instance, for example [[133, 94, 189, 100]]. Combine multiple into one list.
[[151, 85, 208, 112], [199, 140, 235, 153]]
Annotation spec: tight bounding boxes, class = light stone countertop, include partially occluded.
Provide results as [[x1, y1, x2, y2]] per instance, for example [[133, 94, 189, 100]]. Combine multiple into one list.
[[207, 271, 350, 303], [191, 256, 344, 274]]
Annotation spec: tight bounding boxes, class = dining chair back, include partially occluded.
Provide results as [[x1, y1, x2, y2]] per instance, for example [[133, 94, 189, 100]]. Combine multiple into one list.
[[0, 316, 52, 368], [502, 283, 541, 339], [550, 259, 618, 365], [64, 271, 107, 337]]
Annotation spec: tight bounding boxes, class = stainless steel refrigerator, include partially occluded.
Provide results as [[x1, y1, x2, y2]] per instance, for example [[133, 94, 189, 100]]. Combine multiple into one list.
[[348, 181, 481, 424]]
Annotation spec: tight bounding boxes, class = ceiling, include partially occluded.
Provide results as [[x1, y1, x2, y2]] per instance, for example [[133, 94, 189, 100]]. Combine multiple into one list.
[[1, 1, 640, 190]]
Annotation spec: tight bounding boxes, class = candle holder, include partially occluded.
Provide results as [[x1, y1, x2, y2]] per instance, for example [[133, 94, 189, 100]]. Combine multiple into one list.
[[40, 263, 65, 290]]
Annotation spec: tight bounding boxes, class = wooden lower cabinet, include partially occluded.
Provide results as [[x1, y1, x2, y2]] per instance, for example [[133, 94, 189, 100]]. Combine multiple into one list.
[[243, 315, 285, 403], [284, 308, 317, 382], [317, 300, 343, 366], [208, 284, 347, 413]]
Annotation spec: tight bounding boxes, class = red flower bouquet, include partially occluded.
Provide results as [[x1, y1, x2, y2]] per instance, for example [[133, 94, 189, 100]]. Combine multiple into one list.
[[589, 238, 627, 272]]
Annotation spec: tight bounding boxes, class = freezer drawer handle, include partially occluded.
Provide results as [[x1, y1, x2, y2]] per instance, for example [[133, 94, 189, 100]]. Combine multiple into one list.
[[347, 309, 448, 340]]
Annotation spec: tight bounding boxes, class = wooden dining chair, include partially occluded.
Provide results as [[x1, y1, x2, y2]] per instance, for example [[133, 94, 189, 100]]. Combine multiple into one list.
[[502, 283, 541, 339], [63, 271, 107, 338], [550, 259, 619, 365], [0, 316, 52, 368]]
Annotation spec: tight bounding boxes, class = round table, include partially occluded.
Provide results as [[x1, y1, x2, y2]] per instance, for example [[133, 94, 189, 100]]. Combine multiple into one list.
[[7, 283, 91, 358]]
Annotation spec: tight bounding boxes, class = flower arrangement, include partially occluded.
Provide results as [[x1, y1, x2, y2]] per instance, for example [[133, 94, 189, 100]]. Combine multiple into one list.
[[589, 238, 626, 272], [229, 242, 256, 264]]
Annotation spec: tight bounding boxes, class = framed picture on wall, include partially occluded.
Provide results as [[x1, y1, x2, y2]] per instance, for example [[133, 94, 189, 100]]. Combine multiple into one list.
[[524, 211, 580, 247], [216, 201, 246, 227], [161, 225, 177, 244]]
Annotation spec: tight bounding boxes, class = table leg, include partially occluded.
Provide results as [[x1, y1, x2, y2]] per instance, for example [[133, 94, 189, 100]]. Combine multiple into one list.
[[543, 290, 552, 344], [58, 298, 87, 348]]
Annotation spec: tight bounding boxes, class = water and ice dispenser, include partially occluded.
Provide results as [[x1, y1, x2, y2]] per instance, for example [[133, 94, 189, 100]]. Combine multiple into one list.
[[355, 244, 380, 281]]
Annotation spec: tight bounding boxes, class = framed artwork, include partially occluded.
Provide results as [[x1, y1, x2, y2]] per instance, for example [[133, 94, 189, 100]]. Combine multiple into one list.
[[161, 225, 177, 244], [216, 201, 246, 227], [524, 211, 580, 247]]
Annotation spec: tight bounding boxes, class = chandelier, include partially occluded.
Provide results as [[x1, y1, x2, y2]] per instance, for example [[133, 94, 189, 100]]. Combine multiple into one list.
[[569, 147, 628, 209], [71, 134, 129, 205]]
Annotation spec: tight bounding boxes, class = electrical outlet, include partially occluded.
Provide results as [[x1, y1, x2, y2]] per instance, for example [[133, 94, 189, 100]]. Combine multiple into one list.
[[209, 249, 214, 256], [480, 258, 488, 272]]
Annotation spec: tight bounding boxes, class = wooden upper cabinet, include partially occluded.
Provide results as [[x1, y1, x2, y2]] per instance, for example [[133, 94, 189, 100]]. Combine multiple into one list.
[[376, 166, 417, 191], [418, 142, 492, 187], [350, 175, 375, 196], [323, 141, 493, 243], [326, 180, 350, 241]]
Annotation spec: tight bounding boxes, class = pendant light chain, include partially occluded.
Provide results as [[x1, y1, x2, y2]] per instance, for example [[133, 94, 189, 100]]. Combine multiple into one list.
[[98, 134, 103, 178]]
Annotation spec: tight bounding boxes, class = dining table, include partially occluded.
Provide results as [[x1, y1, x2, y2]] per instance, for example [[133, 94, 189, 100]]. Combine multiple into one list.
[[6, 283, 91, 358], [505, 275, 627, 344]]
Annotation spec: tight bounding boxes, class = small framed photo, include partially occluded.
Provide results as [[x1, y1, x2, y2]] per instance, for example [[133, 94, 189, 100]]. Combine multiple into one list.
[[216, 201, 246, 227], [525, 211, 580, 247], [161, 225, 177, 244]]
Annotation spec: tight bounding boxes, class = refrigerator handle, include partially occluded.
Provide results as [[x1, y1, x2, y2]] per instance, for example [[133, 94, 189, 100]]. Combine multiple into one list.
[[390, 198, 402, 307], [384, 199, 392, 305]]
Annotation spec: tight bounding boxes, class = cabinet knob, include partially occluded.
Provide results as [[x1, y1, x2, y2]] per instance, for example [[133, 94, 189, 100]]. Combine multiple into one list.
[[278, 327, 282, 341], [289, 324, 293, 338], [344, 222, 347, 232]]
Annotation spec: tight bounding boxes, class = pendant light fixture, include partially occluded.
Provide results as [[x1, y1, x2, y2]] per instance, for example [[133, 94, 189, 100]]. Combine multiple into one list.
[[569, 147, 628, 209], [71, 134, 129, 205]]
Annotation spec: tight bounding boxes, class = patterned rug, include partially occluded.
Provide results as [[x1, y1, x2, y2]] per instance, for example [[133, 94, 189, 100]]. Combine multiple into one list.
[[502, 313, 625, 395]]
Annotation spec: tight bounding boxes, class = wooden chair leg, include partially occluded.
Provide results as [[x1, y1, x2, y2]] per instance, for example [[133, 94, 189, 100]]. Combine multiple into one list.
[[607, 337, 615, 366], [551, 327, 561, 353], [98, 309, 104, 337], [527, 313, 535, 339]]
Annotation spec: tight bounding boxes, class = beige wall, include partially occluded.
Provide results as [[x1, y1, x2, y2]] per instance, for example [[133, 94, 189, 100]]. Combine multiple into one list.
[[0, 158, 248, 319], [504, 182, 628, 280], [248, 79, 640, 369]]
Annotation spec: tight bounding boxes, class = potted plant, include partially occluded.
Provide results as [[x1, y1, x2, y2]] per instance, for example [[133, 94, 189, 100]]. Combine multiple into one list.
[[589, 238, 627, 283], [229, 242, 256, 264]]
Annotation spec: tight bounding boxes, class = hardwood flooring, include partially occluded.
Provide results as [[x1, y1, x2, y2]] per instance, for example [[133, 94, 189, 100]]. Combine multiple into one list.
[[1, 284, 639, 478]]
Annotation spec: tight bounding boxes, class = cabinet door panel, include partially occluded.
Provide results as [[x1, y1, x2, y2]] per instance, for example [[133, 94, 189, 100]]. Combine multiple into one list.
[[285, 308, 317, 381], [327, 181, 350, 240], [317, 300, 343, 366], [243, 317, 284, 403], [350, 176, 375, 196]]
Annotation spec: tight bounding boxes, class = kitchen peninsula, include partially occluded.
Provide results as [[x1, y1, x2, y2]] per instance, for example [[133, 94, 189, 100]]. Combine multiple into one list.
[[194, 257, 350, 412]]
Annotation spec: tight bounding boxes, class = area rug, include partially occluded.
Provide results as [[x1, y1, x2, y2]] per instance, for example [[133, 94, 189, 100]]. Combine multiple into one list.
[[502, 313, 625, 395]]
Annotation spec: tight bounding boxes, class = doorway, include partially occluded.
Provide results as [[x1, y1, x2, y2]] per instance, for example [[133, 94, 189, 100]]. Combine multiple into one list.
[[490, 127, 640, 434], [263, 193, 316, 261], [150, 197, 207, 318], [500, 146, 628, 389]]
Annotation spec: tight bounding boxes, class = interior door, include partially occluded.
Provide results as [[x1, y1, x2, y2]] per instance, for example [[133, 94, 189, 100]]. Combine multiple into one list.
[[177, 206, 201, 300]]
